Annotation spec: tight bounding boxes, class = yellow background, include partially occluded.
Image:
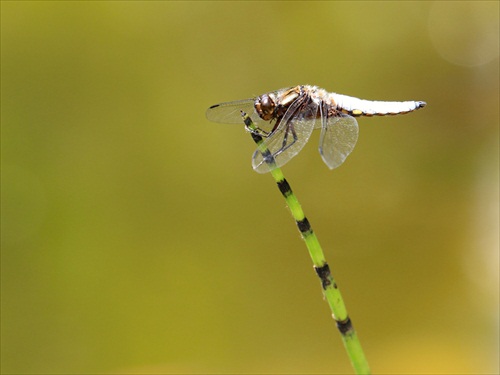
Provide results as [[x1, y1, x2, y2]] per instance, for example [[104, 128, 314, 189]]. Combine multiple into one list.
[[2, 1, 498, 374]]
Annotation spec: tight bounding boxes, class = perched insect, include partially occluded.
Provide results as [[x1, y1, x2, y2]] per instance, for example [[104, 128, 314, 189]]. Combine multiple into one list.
[[206, 85, 426, 173]]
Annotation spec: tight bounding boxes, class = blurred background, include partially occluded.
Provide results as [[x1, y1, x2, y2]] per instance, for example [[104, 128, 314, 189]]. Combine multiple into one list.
[[2, 1, 498, 374]]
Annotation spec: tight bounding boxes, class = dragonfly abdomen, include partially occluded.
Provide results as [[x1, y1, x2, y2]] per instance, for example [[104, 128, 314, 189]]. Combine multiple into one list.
[[330, 93, 426, 117]]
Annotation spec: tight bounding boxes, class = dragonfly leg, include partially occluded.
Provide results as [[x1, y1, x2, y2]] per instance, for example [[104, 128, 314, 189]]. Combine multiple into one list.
[[245, 125, 271, 138], [273, 122, 298, 158]]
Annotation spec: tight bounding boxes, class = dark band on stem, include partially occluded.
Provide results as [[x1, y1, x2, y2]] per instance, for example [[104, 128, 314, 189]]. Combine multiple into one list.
[[277, 179, 292, 197], [296, 217, 312, 235], [250, 132, 263, 144], [314, 263, 332, 289], [336, 317, 354, 335], [242, 112, 253, 127]]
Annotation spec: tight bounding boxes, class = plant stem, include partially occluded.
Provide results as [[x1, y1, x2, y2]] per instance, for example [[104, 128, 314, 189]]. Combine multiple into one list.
[[242, 111, 371, 375]]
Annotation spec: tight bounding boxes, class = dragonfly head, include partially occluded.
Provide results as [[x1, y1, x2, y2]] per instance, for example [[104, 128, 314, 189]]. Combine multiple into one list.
[[254, 93, 277, 121]]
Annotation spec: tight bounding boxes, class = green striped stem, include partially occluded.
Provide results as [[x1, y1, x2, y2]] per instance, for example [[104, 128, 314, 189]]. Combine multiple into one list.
[[242, 111, 370, 375]]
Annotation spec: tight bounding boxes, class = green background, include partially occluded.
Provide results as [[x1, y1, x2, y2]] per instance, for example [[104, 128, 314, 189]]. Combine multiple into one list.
[[2, 1, 498, 374]]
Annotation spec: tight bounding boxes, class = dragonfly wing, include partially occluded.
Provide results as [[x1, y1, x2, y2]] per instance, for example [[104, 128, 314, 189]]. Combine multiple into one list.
[[206, 98, 278, 135], [318, 113, 359, 170], [205, 99, 256, 124], [252, 96, 320, 173]]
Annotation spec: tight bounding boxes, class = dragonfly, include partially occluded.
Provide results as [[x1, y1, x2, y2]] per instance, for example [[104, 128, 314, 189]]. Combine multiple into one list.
[[206, 85, 426, 173]]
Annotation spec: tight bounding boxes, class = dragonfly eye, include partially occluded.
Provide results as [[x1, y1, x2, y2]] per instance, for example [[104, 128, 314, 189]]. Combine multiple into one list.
[[255, 94, 276, 121]]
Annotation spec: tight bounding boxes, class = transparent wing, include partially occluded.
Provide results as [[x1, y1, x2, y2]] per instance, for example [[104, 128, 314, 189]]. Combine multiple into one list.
[[253, 96, 320, 173], [318, 113, 359, 170], [205, 99, 255, 124], [206, 98, 278, 134]]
